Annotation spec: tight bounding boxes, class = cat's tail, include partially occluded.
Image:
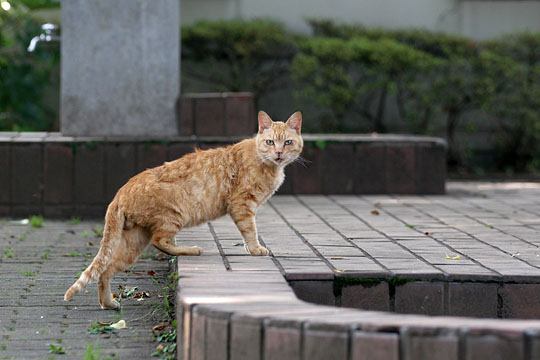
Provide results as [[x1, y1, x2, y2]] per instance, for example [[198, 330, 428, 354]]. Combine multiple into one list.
[[63, 200, 124, 301]]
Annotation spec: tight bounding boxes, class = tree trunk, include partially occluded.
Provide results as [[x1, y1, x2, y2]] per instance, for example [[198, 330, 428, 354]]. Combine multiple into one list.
[[374, 84, 388, 133], [446, 108, 461, 168]]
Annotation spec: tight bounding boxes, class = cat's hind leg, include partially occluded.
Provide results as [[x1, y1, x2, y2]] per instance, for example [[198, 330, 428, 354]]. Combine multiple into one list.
[[98, 265, 120, 310], [151, 228, 202, 256], [98, 225, 151, 310]]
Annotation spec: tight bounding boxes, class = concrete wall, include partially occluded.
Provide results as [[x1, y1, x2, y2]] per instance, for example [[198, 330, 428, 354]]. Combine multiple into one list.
[[181, 0, 540, 39], [61, 0, 180, 136]]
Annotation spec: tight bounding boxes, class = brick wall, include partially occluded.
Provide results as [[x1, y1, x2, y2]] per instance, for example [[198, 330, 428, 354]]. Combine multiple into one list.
[[0, 133, 446, 218]]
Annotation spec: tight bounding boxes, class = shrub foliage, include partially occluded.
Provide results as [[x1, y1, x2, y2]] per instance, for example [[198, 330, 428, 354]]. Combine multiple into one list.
[[0, 3, 59, 131], [2, 16, 539, 173]]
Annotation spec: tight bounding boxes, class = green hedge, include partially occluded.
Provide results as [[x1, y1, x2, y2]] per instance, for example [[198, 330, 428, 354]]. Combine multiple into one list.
[[181, 19, 297, 106], [483, 33, 540, 170], [2, 16, 539, 173], [292, 36, 438, 133], [299, 19, 539, 171]]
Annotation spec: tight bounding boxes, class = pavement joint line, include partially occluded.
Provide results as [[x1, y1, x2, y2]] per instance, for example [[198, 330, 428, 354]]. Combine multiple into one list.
[[295, 195, 391, 275], [268, 199, 337, 274], [330, 195, 445, 278], [449, 194, 540, 247], [463, 190, 540, 220], [207, 221, 231, 271], [257, 235, 289, 278], [424, 196, 540, 271], [370, 194, 504, 279]]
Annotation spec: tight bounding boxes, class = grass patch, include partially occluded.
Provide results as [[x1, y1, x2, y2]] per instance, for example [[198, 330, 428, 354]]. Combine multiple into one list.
[[48, 343, 65, 355], [87, 322, 115, 335], [41, 249, 50, 260], [18, 231, 28, 241], [92, 226, 104, 238], [30, 215, 44, 228], [20, 270, 36, 277], [150, 262, 178, 359], [3, 247, 14, 259], [83, 343, 100, 360], [152, 328, 176, 359], [160, 272, 179, 316], [69, 217, 81, 225], [80, 230, 93, 238]]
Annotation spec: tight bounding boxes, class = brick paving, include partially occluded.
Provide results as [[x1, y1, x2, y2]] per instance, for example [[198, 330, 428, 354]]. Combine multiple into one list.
[[2, 182, 540, 359], [174, 182, 540, 360], [178, 182, 540, 284], [0, 220, 172, 360]]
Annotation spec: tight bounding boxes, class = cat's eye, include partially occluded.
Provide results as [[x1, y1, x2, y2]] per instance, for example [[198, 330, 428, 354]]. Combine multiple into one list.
[[284, 140, 293, 145], [265, 139, 274, 146]]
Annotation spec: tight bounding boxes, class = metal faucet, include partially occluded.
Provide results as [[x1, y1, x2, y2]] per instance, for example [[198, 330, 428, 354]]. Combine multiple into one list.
[[27, 23, 60, 52]]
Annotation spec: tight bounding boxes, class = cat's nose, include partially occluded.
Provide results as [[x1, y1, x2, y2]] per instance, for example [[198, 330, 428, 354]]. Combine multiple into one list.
[[276, 151, 283, 157]]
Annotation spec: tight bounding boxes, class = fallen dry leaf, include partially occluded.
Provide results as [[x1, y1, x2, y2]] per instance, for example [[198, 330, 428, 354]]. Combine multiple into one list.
[[133, 291, 150, 301], [152, 322, 169, 333], [445, 254, 461, 260], [110, 319, 127, 330], [370, 210, 380, 216], [147, 270, 157, 277]]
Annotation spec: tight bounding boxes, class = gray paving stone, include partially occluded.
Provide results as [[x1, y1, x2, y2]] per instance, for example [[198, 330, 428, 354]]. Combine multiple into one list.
[[6, 182, 540, 359], [0, 220, 173, 359]]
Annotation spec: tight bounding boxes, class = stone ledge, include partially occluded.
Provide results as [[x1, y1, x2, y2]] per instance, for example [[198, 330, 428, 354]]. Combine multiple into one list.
[[175, 186, 540, 360], [0, 132, 446, 145], [176, 269, 540, 360], [0, 133, 446, 218]]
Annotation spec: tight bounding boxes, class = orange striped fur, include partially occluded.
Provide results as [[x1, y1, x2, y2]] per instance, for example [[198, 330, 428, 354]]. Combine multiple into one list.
[[64, 111, 303, 309]]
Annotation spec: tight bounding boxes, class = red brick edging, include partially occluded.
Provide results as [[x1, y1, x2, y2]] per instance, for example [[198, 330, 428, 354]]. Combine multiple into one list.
[[0, 133, 446, 218]]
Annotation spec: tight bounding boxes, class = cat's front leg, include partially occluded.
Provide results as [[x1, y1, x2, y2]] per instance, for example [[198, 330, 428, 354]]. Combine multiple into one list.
[[230, 206, 269, 256]]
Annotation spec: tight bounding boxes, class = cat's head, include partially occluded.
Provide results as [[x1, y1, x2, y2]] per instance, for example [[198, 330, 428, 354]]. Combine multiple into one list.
[[256, 111, 303, 166]]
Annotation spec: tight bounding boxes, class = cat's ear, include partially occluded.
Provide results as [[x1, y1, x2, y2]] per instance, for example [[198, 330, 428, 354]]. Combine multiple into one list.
[[258, 111, 273, 133], [286, 111, 302, 134]]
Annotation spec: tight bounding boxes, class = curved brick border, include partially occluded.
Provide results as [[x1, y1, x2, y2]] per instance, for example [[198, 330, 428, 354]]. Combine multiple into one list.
[[174, 191, 540, 360], [0, 132, 446, 218], [176, 269, 540, 360]]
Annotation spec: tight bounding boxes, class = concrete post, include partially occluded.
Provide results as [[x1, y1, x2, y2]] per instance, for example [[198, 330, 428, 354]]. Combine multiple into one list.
[[61, 0, 180, 136]]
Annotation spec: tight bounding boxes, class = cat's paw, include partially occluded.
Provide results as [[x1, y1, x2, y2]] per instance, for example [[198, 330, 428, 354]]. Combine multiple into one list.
[[100, 299, 121, 310], [247, 245, 270, 256], [190, 246, 203, 256]]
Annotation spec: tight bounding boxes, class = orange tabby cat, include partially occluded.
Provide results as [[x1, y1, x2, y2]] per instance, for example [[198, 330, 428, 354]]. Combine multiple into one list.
[[64, 111, 303, 309]]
